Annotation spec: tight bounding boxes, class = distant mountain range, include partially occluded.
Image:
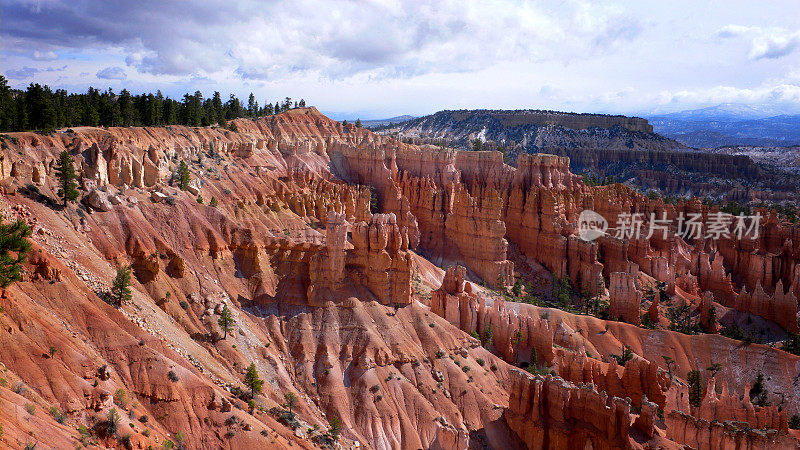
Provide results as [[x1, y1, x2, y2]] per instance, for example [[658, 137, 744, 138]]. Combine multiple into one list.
[[648, 103, 800, 148]]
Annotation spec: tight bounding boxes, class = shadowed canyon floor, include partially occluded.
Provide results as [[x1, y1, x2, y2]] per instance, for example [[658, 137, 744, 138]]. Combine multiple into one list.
[[0, 108, 799, 449]]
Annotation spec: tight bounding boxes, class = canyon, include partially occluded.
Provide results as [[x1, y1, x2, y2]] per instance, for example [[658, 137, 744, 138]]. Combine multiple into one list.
[[384, 109, 800, 202], [0, 107, 798, 449]]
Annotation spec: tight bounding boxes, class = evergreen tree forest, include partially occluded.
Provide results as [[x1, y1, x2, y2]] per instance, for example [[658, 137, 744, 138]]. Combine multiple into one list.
[[0, 75, 306, 132]]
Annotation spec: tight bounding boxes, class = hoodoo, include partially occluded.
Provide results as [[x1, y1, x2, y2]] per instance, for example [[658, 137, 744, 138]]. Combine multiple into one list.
[[1, 106, 799, 448]]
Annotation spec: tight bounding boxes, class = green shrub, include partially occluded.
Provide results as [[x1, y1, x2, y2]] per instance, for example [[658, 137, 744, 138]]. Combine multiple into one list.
[[49, 406, 66, 423], [114, 389, 127, 408]]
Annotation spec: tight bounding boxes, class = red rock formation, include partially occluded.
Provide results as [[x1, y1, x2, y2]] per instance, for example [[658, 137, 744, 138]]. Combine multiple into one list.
[[609, 272, 642, 325], [665, 410, 796, 450], [698, 291, 720, 333], [506, 370, 638, 449], [734, 281, 799, 333], [307, 211, 348, 304], [3, 107, 800, 449], [633, 397, 658, 438], [648, 290, 660, 323], [349, 213, 413, 305], [398, 170, 514, 287], [430, 265, 484, 330], [695, 377, 788, 432]]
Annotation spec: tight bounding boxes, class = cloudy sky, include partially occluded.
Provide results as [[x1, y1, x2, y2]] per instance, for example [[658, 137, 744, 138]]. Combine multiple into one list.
[[2, 0, 800, 119]]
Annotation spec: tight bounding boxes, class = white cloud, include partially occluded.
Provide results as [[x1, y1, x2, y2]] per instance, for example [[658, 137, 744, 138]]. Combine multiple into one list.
[[1, 0, 644, 80], [2, 0, 800, 117], [32, 50, 58, 61], [717, 25, 800, 60], [97, 66, 127, 80]]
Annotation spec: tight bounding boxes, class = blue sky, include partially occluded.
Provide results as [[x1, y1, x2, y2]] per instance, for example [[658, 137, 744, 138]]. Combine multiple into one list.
[[2, 0, 800, 119]]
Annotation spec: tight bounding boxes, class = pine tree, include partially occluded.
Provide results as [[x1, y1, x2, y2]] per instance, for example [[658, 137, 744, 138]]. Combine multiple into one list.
[[244, 363, 263, 398], [481, 325, 493, 348], [328, 416, 341, 441], [662, 355, 675, 381], [54, 150, 79, 206], [110, 265, 132, 307], [750, 371, 769, 406], [355, 118, 362, 128], [106, 407, 120, 438], [247, 93, 257, 117], [218, 304, 233, 339], [0, 216, 31, 288], [687, 369, 703, 407], [177, 160, 191, 190], [512, 279, 523, 297], [284, 392, 297, 414], [706, 362, 722, 378], [611, 345, 634, 366], [211, 91, 224, 125], [785, 332, 800, 356]]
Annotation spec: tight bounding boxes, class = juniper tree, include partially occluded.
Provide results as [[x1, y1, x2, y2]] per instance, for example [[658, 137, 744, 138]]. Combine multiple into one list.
[[54, 150, 79, 206], [0, 216, 31, 288], [244, 363, 263, 398], [110, 265, 132, 307]]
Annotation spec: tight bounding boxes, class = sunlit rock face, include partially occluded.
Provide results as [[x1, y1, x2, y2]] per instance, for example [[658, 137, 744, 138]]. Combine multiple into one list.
[[1, 107, 798, 449]]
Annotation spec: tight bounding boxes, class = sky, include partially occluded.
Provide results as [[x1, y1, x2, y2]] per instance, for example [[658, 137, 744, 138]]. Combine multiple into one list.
[[2, 0, 800, 119]]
